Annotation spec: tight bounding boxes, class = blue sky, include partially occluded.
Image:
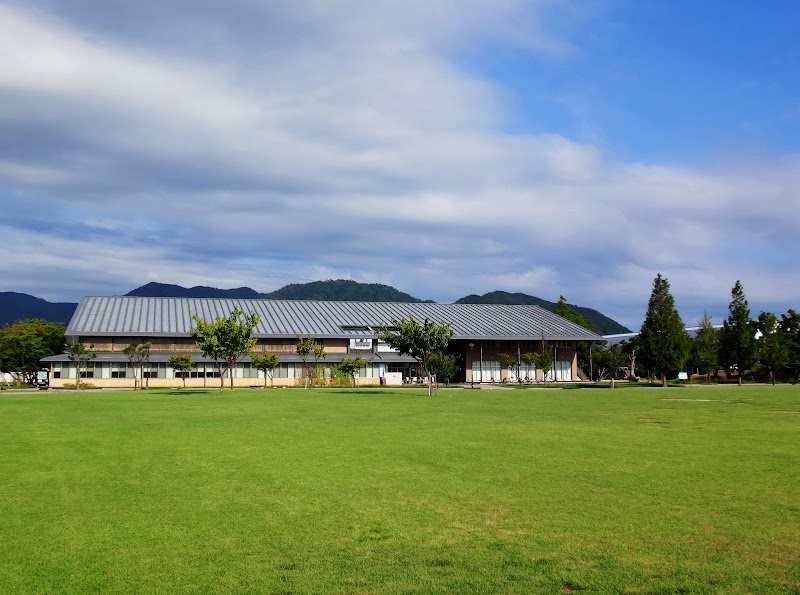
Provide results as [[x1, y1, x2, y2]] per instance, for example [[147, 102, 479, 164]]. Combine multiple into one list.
[[0, 0, 798, 330]]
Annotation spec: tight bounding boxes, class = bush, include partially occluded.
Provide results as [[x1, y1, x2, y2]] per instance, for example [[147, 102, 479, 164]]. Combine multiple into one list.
[[60, 382, 97, 390]]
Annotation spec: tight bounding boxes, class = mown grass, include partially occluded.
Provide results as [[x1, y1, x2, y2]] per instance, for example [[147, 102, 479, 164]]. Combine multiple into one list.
[[1, 385, 798, 594]]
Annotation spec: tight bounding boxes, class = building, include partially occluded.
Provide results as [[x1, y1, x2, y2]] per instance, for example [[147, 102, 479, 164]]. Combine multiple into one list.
[[42, 296, 604, 388]]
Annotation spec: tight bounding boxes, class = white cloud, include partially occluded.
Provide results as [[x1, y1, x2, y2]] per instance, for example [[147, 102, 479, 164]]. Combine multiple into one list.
[[0, 1, 798, 330]]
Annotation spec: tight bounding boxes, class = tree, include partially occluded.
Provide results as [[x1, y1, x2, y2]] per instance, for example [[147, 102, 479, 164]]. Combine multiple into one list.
[[499, 352, 522, 384], [67, 341, 95, 391], [621, 338, 639, 381], [637, 274, 690, 387], [250, 352, 280, 388], [691, 311, 718, 383], [191, 307, 260, 392], [167, 354, 192, 388], [335, 356, 369, 389], [428, 352, 460, 389], [520, 352, 538, 382], [122, 342, 151, 390], [554, 295, 596, 374], [296, 336, 325, 389], [719, 281, 757, 386], [536, 333, 554, 382], [377, 317, 453, 396], [0, 319, 65, 384], [779, 309, 800, 382], [596, 342, 625, 388], [756, 312, 788, 385], [554, 295, 596, 332]]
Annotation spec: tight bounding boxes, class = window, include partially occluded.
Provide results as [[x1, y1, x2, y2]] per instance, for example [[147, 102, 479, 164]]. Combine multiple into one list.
[[350, 338, 373, 350], [111, 371, 127, 378], [53, 371, 61, 379]]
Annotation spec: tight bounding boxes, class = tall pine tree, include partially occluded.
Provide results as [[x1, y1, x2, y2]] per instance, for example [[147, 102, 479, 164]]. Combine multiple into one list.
[[719, 280, 757, 385], [638, 274, 690, 387]]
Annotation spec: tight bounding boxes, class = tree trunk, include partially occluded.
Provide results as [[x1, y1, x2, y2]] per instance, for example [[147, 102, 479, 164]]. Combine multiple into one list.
[[661, 373, 667, 388], [738, 373, 743, 386], [218, 363, 224, 392], [228, 359, 235, 391], [610, 374, 615, 389], [182, 373, 186, 388]]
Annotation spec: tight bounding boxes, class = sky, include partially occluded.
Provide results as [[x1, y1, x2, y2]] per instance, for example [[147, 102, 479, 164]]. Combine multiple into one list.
[[1, 0, 798, 331]]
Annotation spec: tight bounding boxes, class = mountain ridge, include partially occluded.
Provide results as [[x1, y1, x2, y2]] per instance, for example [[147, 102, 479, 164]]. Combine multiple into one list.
[[455, 290, 630, 335], [1, 281, 630, 334]]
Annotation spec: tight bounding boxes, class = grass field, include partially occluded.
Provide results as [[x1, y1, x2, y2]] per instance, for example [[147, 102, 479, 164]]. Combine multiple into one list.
[[1, 386, 798, 594]]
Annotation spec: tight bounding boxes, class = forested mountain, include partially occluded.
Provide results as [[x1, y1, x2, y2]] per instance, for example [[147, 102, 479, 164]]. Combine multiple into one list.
[[125, 282, 261, 299], [1, 282, 629, 334], [262, 280, 432, 302], [0, 292, 77, 327], [456, 291, 631, 335]]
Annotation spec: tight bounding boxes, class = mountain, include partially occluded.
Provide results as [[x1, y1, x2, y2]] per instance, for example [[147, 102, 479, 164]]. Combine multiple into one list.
[[455, 291, 631, 335], [262, 279, 433, 302], [126, 282, 261, 299], [0, 292, 77, 327], [2, 283, 630, 335]]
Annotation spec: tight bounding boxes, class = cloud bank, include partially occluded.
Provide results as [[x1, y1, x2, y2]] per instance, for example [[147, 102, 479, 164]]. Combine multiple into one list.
[[1, 1, 797, 329]]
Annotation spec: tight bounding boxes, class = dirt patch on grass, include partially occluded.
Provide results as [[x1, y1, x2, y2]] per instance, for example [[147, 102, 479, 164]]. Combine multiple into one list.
[[661, 398, 719, 402], [773, 410, 800, 414], [639, 417, 669, 425]]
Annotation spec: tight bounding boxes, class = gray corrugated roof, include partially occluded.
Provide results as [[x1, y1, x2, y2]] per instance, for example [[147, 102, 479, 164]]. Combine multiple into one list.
[[66, 296, 604, 341]]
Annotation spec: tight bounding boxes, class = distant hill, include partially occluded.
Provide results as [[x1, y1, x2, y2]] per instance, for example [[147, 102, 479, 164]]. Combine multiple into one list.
[[0, 292, 77, 327], [2, 282, 629, 335], [262, 279, 433, 302], [455, 291, 631, 335], [126, 282, 262, 299], [127, 280, 431, 302]]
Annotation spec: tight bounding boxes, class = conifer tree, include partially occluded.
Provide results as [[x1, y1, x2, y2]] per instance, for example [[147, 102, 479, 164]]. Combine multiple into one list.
[[637, 274, 689, 387], [719, 281, 757, 385]]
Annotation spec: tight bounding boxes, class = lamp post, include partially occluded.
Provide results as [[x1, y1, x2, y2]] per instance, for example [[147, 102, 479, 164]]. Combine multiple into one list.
[[468, 342, 475, 388], [480, 341, 483, 384]]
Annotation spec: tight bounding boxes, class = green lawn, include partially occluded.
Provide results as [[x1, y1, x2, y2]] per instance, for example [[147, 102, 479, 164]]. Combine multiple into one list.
[[1, 386, 798, 594]]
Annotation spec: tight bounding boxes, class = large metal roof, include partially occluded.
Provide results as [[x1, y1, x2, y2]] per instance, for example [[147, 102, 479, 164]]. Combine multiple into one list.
[[66, 296, 604, 341]]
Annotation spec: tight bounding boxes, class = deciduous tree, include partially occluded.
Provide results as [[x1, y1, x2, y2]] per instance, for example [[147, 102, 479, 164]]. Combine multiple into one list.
[[335, 356, 368, 389], [554, 295, 596, 374], [67, 341, 95, 391], [251, 352, 280, 388], [536, 335, 554, 382], [122, 342, 151, 390], [167, 354, 192, 388], [779, 309, 800, 382], [377, 317, 453, 396], [296, 336, 325, 389], [428, 352, 460, 389], [191, 307, 260, 392], [520, 352, 538, 382], [691, 311, 718, 383], [638, 274, 690, 387], [0, 319, 65, 384], [499, 352, 522, 384], [719, 281, 757, 385], [756, 312, 788, 385]]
